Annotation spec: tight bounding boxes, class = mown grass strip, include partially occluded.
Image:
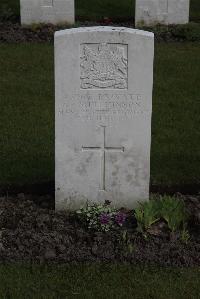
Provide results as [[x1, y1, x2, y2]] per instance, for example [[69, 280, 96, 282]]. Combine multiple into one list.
[[0, 264, 199, 299]]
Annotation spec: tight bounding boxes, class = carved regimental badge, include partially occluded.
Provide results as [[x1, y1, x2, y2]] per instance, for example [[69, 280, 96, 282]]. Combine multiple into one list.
[[80, 43, 128, 89]]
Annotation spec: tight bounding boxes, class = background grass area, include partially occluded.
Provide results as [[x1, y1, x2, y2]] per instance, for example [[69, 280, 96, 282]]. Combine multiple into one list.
[[152, 42, 200, 186], [0, 264, 199, 299], [0, 0, 200, 22], [0, 44, 54, 186], [0, 42, 200, 188], [76, 0, 134, 20]]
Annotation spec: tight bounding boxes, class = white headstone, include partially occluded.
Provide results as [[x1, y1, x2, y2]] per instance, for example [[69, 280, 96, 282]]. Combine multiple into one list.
[[135, 0, 190, 26], [55, 27, 154, 210], [20, 0, 74, 25]]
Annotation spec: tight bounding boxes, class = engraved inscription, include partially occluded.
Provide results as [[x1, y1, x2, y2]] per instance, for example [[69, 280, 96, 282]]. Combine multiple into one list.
[[142, 0, 169, 17], [80, 43, 128, 90], [42, 0, 54, 7], [143, 7, 150, 17], [58, 93, 150, 121], [162, 0, 169, 14], [82, 126, 124, 191]]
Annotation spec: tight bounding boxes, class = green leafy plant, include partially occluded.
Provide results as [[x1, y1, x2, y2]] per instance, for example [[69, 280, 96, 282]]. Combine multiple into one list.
[[160, 196, 188, 232], [134, 196, 189, 236], [76, 202, 127, 232], [121, 230, 135, 254], [30, 23, 44, 32], [134, 200, 161, 234], [180, 228, 190, 244]]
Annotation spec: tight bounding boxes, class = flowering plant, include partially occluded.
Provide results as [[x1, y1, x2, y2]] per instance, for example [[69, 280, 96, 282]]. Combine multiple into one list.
[[76, 201, 127, 232]]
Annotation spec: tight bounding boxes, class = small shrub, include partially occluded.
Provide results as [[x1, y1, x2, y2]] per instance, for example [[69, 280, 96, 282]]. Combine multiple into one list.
[[135, 196, 189, 236], [160, 196, 188, 232], [180, 228, 190, 244], [30, 23, 44, 32], [134, 200, 161, 233], [121, 230, 135, 254], [76, 201, 127, 232], [171, 23, 200, 41], [141, 23, 200, 42], [0, 4, 14, 22]]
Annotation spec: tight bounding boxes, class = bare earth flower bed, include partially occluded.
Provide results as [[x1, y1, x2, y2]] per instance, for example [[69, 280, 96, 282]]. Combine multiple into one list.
[[0, 194, 199, 266]]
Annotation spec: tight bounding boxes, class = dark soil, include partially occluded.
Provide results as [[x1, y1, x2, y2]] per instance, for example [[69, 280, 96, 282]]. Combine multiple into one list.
[[0, 194, 199, 266], [0, 21, 200, 43]]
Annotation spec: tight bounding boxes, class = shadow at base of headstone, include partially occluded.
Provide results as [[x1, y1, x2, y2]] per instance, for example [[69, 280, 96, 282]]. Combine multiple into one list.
[[0, 181, 55, 197], [150, 184, 200, 196], [0, 182, 199, 198]]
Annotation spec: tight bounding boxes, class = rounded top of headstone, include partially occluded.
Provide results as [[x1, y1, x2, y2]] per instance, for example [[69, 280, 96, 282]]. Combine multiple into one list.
[[54, 26, 154, 38]]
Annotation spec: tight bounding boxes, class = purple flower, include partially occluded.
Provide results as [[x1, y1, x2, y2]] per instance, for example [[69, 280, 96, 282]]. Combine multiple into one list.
[[99, 213, 110, 225], [115, 212, 127, 226]]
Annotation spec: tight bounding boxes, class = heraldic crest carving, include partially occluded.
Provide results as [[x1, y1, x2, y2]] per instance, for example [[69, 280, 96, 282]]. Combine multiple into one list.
[[80, 43, 128, 89]]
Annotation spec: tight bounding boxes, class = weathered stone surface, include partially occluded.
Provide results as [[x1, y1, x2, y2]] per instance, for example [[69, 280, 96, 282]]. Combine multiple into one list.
[[20, 0, 74, 25], [55, 27, 154, 210], [135, 0, 190, 26]]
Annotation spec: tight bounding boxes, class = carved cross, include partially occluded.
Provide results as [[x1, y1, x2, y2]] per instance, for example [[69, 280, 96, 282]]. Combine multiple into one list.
[[82, 126, 124, 191]]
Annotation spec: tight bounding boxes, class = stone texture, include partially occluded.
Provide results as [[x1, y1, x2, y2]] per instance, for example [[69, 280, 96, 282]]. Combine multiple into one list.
[[135, 0, 190, 26], [55, 27, 154, 210], [20, 0, 74, 25]]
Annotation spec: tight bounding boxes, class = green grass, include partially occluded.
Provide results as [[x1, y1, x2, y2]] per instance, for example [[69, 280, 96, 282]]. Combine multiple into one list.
[[75, 0, 134, 20], [0, 42, 200, 188], [0, 44, 54, 186], [152, 42, 200, 185], [190, 0, 200, 22], [0, 0, 200, 22], [0, 264, 199, 299]]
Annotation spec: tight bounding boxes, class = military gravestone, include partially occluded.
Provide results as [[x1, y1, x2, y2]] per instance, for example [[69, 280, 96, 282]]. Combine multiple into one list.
[[20, 0, 74, 25], [55, 27, 154, 210], [135, 0, 190, 26]]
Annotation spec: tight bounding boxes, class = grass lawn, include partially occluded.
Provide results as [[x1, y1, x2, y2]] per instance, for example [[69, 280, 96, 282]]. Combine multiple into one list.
[[0, 0, 200, 22], [0, 42, 200, 188], [152, 42, 200, 186], [0, 264, 199, 298], [0, 44, 54, 187]]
